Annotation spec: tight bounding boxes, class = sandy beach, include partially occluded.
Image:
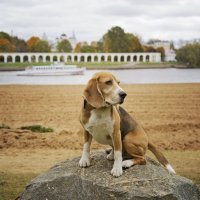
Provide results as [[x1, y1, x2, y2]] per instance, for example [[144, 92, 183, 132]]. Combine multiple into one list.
[[0, 83, 200, 199]]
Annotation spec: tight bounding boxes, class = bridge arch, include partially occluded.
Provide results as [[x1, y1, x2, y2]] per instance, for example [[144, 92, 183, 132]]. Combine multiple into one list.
[[127, 56, 131, 62], [0, 56, 4, 62], [59, 56, 64, 62], [80, 56, 85, 62], [94, 55, 98, 62], [23, 55, 29, 62], [101, 56, 105, 62], [15, 55, 20, 62], [107, 55, 111, 62], [114, 56, 118, 62], [146, 55, 150, 62], [38, 55, 43, 62], [53, 56, 58, 62], [46, 56, 50, 62], [31, 55, 36, 62], [7, 56, 13, 62], [120, 56, 124, 62]]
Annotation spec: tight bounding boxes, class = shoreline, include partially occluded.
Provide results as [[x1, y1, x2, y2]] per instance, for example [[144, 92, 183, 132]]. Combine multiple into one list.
[[86, 64, 188, 70], [0, 63, 189, 71]]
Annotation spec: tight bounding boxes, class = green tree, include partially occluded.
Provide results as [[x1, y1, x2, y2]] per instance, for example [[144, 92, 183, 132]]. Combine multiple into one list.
[[126, 33, 143, 52], [176, 43, 200, 67], [11, 36, 27, 52], [80, 45, 96, 53], [156, 47, 165, 61], [34, 40, 51, 52], [57, 39, 72, 52], [96, 41, 104, 52], [0, 32, 12, 42], [102, 26, 132, 52]]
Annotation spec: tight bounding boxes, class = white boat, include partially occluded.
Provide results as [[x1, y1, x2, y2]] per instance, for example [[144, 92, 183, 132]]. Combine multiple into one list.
[[17, 63, 86, 76]]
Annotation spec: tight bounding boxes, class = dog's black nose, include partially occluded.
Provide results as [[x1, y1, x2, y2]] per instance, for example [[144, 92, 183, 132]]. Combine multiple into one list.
[[119, 91, 127, 99]]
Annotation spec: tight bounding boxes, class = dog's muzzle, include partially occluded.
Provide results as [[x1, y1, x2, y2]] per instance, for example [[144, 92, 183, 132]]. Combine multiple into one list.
[[119, 91, 127, 104]]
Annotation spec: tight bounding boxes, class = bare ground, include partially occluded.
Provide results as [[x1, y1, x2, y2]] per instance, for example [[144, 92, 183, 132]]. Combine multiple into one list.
[[0, 84, 200, 200], [0, 84, 200, 151]]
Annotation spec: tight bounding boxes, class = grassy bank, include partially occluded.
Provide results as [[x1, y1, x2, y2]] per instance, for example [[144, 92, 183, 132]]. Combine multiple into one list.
[[0, 62, 51, 71], [0, 150, 199, 200], [0, 172, 36, 200], [0, 61, 188, 70]]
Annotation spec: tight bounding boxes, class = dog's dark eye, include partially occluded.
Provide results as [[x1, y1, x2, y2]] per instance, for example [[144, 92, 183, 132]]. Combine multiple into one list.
[[105, 80, 112, 85]]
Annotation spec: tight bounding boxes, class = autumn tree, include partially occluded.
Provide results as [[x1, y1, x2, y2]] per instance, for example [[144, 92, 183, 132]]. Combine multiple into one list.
[[27, 36, 40, 52], [0, 32, 28, 52], [57, 39, 72, 52], [0, 32, 16, 52], [0, 38, 16, 52], [74, 42, 81, 53]]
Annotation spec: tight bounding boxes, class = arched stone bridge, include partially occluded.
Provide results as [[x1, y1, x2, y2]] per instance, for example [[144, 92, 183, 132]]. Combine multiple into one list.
[[0, 52, 161, 63]]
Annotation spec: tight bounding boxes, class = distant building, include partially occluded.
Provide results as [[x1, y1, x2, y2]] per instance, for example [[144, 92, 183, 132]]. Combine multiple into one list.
[[48, 32, 78, 52], [68, 32, 77, 49], [176, 38, 200, 48], [91, 41, 98, 47], [146, 41, 176, 62], [42, 32, 48, 41]]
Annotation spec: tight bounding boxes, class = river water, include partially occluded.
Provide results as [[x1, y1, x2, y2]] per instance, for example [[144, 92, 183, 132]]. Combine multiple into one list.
[[0, 68, 200, 85]]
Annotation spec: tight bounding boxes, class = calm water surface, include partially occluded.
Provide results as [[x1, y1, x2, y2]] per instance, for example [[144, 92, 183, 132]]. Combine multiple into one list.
[[0, 68, 200, 85]]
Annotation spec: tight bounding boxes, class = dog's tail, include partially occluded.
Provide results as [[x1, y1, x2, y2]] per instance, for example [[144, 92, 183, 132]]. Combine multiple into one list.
[[148, 141, 176, 174]]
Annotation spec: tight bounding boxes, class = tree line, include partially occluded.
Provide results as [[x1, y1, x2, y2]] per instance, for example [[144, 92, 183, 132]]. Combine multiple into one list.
[[0, 27, 164, 54], [0, 32, 72, 53], [0, 26, 200, 67]]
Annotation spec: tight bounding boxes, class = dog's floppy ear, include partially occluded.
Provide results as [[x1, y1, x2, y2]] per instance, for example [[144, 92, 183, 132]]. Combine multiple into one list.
[[83, 78, 104, 108]]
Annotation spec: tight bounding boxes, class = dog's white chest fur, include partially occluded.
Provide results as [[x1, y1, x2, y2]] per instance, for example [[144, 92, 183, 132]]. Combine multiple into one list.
[[84, 107, 113, 145]]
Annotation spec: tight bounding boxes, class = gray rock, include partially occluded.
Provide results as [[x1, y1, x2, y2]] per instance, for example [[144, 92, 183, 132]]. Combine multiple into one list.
[[20, 151, 200, 200]]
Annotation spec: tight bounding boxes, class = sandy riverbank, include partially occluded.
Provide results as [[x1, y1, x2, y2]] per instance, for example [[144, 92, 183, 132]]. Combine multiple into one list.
[[0, 83, 200, 150]]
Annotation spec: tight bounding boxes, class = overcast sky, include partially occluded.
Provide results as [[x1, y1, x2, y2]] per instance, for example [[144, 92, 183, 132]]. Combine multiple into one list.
[[0, 0, 199, 43]]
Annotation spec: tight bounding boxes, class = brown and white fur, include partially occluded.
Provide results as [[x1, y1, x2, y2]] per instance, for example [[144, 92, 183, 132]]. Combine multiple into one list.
[[79, 72, 175, 177]]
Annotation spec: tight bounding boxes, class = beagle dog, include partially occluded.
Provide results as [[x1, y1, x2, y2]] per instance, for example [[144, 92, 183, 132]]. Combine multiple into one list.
[[79, 72, 175, 177]]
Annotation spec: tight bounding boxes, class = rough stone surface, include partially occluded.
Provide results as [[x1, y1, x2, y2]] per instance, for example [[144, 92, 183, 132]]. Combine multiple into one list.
[[20, 151, 200, 200]]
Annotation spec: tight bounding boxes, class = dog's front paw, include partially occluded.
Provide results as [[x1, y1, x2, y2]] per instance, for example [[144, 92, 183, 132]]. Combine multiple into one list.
[[111, 166, 123, 177], [79, 157, 90, 167]]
